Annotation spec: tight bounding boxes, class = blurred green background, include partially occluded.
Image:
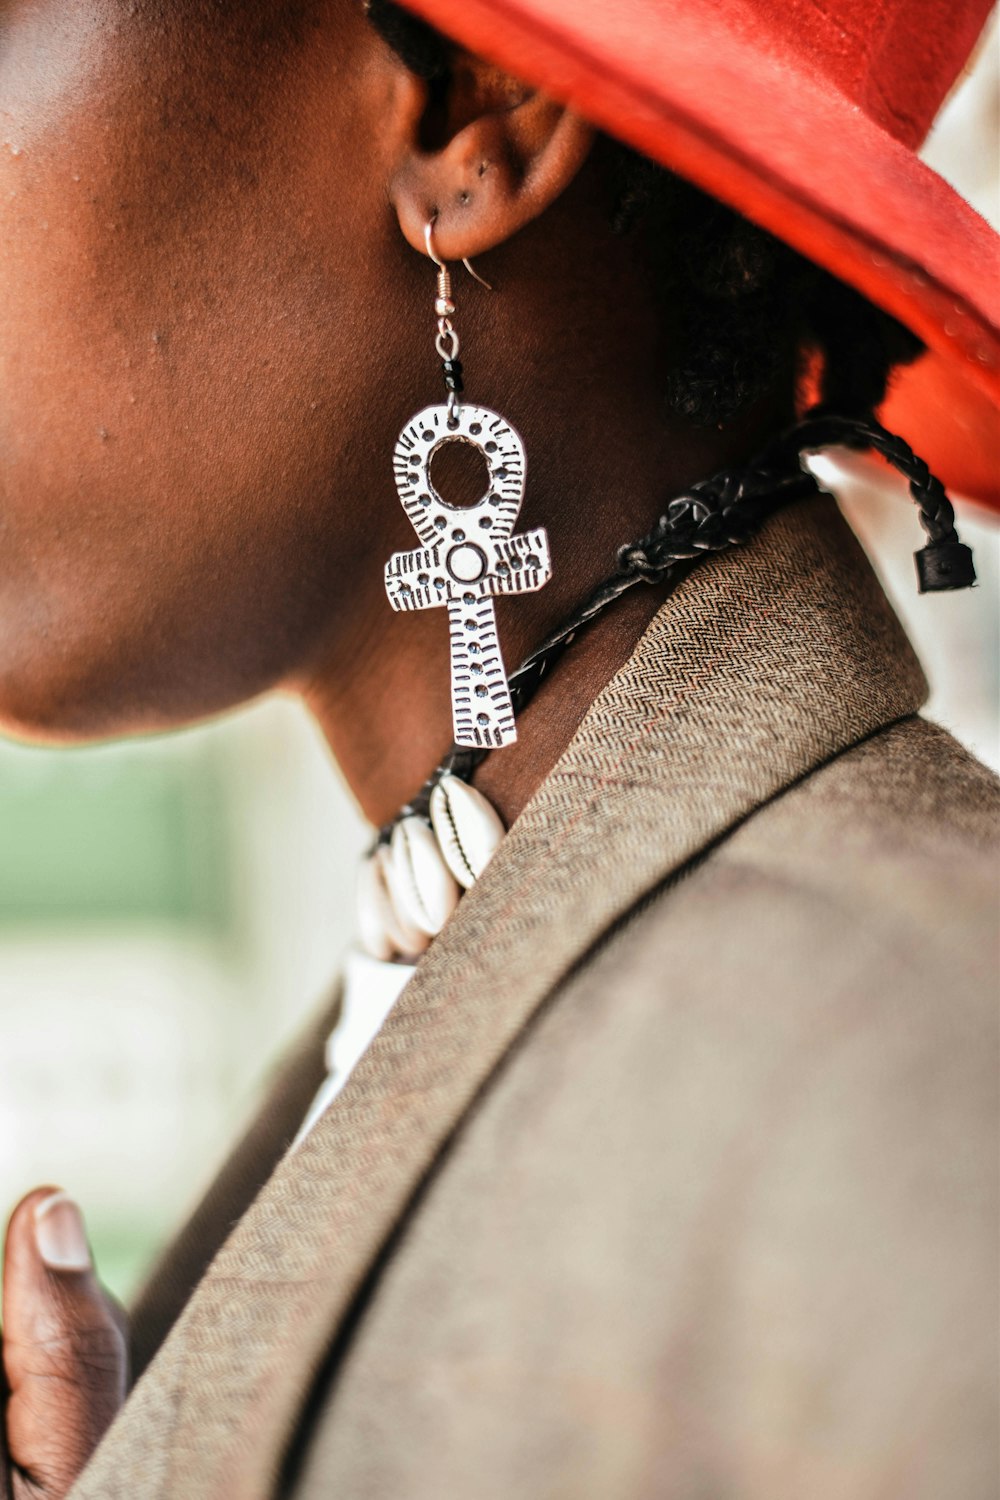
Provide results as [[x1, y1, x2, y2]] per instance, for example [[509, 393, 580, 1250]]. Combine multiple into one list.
[[0, 740, 232, 929], [0, 705, 366, 1297], [1, 29, 997, 1304]]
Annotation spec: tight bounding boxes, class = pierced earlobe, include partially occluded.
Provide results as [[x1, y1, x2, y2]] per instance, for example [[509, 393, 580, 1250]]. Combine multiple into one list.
[[391, 88, 595, 264]]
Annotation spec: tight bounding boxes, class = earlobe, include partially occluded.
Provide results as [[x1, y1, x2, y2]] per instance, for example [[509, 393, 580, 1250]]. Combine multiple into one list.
[[392, 84, 595, 264]]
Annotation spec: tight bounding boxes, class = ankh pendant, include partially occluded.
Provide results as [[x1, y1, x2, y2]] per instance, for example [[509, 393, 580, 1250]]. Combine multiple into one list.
[[384, 403, 552, 749]]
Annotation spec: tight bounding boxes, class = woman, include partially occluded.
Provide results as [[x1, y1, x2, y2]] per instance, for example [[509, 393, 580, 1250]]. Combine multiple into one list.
[[1, 0, 997, 1495]]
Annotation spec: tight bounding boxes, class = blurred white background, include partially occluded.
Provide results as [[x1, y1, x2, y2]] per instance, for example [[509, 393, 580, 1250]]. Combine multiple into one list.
[[1, 22, 997, 1300]]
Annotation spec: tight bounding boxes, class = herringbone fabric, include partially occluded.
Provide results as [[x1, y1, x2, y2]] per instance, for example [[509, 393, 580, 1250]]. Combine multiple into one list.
[[128, 992, 340, 1383], [296, 709, 999, 1498], [292, 717, 999, 1499], [71, 494, 982, 1500]]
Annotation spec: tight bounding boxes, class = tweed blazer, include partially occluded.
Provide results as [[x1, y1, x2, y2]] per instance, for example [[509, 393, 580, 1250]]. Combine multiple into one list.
[[72, 495, 999, 1499]]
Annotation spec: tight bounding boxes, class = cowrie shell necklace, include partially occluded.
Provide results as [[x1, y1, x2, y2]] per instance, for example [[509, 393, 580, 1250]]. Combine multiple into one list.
[[357, 773, 505, 963]]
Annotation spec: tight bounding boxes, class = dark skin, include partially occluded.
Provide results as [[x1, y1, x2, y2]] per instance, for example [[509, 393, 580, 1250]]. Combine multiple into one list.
[[0, 1, 795, 1492]]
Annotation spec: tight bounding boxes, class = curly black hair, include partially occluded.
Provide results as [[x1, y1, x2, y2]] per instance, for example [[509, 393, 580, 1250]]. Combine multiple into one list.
[[367, 0, 922, 428]]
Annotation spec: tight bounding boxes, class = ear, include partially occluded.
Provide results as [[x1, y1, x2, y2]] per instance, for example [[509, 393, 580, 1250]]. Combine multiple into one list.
[[388, 51, 596, 263]]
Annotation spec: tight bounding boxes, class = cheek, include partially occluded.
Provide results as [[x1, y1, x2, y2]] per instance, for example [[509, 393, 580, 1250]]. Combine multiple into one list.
[[0, 2, 403, 741]]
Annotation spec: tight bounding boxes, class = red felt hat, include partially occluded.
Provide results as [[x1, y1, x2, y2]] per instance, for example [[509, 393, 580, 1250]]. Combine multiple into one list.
[[400, 0, 1000, 508]]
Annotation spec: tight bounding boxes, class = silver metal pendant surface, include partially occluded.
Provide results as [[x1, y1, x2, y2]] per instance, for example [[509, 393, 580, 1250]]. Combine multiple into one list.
[[384, 403, 552, 749], [429, 773, 506, 889]]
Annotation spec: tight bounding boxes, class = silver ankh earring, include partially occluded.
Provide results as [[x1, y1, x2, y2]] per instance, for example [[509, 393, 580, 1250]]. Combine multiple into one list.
[[383, 220, 552, 750]]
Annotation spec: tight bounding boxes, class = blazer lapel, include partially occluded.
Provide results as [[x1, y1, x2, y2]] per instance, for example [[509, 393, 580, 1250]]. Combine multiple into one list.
[[71, 496, 927, 1500], [127, 991, 340, 1383]]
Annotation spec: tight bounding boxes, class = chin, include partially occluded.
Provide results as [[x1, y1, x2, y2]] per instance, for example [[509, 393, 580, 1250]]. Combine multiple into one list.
[[0, 675, 129, 749], [0, 581, 291, 746], [0, 635, 171, 749]]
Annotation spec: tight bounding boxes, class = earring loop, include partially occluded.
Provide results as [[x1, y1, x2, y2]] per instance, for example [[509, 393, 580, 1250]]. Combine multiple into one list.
[[423, 216, 494, 291], [424, 218, 446, 269]]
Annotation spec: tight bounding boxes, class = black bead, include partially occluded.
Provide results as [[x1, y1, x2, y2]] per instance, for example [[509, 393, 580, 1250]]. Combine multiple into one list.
[[442, 358, 464, 394]]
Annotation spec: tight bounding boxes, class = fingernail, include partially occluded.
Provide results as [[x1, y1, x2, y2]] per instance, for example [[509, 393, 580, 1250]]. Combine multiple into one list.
[[33, 1191, 92, 1272]]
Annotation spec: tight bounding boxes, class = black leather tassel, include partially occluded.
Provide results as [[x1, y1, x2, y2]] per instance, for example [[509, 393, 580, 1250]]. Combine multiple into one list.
[[915, 540, 977, 592], [785, 409, 978, 595]]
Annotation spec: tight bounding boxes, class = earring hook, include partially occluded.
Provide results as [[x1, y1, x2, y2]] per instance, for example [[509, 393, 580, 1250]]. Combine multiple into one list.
[[424, 217, 446, 269], [424, 216, 494, 291], [462, 258, 493, 291]]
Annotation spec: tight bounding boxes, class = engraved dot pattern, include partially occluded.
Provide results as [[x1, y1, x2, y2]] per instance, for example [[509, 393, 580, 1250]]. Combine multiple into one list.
[[391, 403, 525, 547], [383, 403, 552, 751]]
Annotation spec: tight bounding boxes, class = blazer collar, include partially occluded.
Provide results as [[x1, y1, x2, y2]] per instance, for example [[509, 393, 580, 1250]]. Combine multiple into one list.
[[72, 496, 927, 1499]]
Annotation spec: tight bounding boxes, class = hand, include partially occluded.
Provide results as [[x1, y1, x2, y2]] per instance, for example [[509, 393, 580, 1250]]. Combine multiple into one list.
[[2, 1190, 128, 1500]]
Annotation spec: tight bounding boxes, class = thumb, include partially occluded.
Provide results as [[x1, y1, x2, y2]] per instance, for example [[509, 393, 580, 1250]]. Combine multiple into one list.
[[3, 1189, 127, 1499]]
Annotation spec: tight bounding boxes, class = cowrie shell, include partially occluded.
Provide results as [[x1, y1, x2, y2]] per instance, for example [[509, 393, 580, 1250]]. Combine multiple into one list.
[[375, 843, 431, 961], [357, 847, 429, 962], [356, 852, 395, 962], [429, 774, 505, 890], [388, 816, 461, 937]]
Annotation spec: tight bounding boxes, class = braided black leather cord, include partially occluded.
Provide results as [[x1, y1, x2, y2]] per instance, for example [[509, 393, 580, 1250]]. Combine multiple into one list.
[[789, 412, 956, 538], [387, 408, 975, 831], [503, 453, 819, 723]]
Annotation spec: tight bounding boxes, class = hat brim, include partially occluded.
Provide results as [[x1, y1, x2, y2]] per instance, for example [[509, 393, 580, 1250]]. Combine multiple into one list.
[[402, 0, 1000, 507]]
